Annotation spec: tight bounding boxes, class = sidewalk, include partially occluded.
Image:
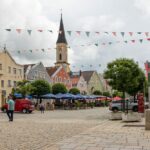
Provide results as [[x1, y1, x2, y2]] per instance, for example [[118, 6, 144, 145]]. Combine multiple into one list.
[[52, 119, 150, 150]]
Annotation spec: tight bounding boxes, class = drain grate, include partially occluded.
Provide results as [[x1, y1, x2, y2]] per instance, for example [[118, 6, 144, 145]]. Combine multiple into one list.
[[123, 124, 145, 127]]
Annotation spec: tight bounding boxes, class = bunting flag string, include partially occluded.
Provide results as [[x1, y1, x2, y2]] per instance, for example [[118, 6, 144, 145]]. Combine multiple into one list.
[[70, 64, 102, 69], [27, 29, 32, 35], [1, 28, 150, 38], [67, 31, 71, 36], [37, 29, 43, 32], [5, 29, 11, 32], [16, 29, 22, 34], [4, 37, 150, 55], [48, 30, 53, 33], [76, 31, 81, 35], [121, 32, 125, 37], [85, 31, 90, 37], [112, 32, 117, 36], [129, 32, 133, 36]]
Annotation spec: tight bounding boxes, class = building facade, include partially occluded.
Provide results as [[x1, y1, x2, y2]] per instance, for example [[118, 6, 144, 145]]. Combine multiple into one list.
[[71, 73, 87, 94], [46, 66, 72, 89], [82, 71, 104, 94], [24, 62, 51, 83], [55, 14, 70, 73], [0, 50, 24, 107]]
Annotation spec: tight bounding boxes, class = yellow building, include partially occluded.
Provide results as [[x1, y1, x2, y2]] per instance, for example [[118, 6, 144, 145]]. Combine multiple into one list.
[[0, 49, 24, 107]]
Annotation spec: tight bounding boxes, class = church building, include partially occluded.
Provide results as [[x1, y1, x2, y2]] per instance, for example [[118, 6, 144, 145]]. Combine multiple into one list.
[[55, 14, 70, 73]]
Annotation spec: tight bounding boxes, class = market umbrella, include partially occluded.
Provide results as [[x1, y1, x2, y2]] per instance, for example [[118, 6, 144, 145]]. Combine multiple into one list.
[[113, 96, 122, 101], [14, 93, 22, 98], [74, 94, 85, 100], [41, 93, 56, 99], [61, 93, 75, 99]]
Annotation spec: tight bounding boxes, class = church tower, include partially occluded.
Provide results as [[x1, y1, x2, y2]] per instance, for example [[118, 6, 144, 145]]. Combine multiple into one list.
[[55, 14, 70, 73]]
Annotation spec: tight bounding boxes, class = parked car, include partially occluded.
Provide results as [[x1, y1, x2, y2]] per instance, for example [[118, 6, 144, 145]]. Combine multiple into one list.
[[109, 99, 149, 112], [1, 99, 34, 113]]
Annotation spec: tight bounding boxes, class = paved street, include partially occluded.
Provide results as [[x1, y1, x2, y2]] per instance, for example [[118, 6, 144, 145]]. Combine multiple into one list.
[[0, 108, 150, 150]]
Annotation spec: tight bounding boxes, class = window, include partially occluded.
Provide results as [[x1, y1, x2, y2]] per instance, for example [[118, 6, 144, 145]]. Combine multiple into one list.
[[55, 77, 58, 82], [13, 81, 17, 87], [59, 77, 62, 82], [0, 64, 2, 70], [1, 80, 4, 87], [59, 53, 62, 60], [19, 69, 22, 75], [13, 68, 16, 74], [8, 80, 11, 87], [8, 66, 11, 73]]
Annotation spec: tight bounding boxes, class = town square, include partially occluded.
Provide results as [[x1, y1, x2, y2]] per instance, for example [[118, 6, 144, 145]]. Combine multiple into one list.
[[1, 0, 150, 150]]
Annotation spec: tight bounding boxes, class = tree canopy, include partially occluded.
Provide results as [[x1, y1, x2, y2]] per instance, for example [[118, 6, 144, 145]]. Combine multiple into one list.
[[104, 58, 145, 97], [31, 80, 51, 97], [52, 83, 67, 94], [69, 88, 80, 95], [93, 90, 102, 95], [103, 91, 111, 97], [12, 80, 35, 98]]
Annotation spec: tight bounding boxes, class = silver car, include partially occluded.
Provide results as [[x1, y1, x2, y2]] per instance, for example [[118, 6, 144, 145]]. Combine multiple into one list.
[[109, 99, 149, 112]]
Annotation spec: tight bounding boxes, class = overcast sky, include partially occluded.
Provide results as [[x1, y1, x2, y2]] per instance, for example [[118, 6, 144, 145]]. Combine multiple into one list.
[[0, 0, 150, 73]]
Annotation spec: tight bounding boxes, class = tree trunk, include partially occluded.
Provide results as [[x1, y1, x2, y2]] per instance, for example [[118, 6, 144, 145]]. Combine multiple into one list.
[[122, 91, 125, 112]]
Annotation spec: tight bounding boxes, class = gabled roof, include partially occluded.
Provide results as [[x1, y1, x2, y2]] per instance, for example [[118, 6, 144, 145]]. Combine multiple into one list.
[[24, 64, 35, 73], [0, 50, 23, 66], [46, 66, 60, 77], [56, 13, 67, 44], [70, 75, 80, 86], [82, 71, 95, 83]]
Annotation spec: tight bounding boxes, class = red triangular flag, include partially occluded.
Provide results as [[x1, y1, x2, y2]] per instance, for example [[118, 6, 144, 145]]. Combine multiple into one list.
[[38, 29, 43, 32], [129, 32, 133, 36], [145, 32, 149, 37], [16, 29, 22, 34], [112, 32, 116, 36], [95, 32, 100, 34], [147, 38, 150, 41], [76, 31, 81, 35]]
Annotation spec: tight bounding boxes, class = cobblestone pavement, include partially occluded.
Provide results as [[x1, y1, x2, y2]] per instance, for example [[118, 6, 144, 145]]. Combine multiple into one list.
[[0, 108, 109, 150], [1, 108, 150, 150]]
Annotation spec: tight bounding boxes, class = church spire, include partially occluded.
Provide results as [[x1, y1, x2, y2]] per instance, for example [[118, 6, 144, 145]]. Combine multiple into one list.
[[56, 13, 67, 44]]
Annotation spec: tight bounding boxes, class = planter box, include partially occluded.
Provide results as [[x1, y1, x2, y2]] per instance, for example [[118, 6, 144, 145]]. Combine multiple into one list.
[[109, 111, 122, 120], [122, 112, 141, 122], [145, 109, 150, 130]]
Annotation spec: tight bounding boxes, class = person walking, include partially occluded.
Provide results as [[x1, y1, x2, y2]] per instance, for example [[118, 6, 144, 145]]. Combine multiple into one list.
[[39, 103, 45, 113], [6, 95, 15, 122]]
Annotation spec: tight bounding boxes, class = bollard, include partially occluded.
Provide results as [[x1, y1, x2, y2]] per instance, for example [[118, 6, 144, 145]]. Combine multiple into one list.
[[145, 109, 150, 130]]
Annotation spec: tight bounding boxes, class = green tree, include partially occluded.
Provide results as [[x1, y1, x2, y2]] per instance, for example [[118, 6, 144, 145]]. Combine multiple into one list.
[[127, 69, 146, 100], [12, 80, 35, 98], [69, 88, 80, 95], [31, 80, 51, 98], [104, 58, 144, 110], [52, 83, 67, 94], [93, 90, 102, 95], [112, 90, 123, 97], [103, 91, 111, 97]]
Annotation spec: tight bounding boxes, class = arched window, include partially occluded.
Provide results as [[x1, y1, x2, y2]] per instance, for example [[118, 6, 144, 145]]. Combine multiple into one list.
[[59, 53, 62, 60]]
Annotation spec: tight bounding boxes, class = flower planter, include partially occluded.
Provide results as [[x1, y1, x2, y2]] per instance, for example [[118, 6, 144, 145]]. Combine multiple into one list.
[[122, 111, 141, 122], [109, 111, 122, 120]]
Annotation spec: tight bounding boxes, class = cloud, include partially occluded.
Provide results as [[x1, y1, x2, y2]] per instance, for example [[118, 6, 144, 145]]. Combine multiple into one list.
[[0, 0, 150, 73], [134, 0, 150, 17]]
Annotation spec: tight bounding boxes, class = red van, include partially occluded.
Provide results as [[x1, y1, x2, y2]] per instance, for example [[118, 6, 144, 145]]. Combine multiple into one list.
[[1, 99, 34, 113]]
